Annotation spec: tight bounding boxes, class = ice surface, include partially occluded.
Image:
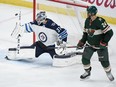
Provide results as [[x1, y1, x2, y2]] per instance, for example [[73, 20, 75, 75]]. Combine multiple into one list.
[[0, 4, 116, 87]]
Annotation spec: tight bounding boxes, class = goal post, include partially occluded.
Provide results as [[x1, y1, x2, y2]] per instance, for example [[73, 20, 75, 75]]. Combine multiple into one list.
[[33, 0, 36, 43]]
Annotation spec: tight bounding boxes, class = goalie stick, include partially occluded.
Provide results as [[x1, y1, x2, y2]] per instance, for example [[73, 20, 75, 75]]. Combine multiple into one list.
[[54, 51, 83, 58], [7, 40, 94, 54], [8, 40, 78, 51]]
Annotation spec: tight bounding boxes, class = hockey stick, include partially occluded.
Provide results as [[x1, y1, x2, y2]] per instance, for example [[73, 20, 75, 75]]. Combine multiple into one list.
[[54, 51, 83, 58], [8, 44, 100, 52], [11, 12, 22, 38], [47, 45, 90, 50], [11, 11, 22, 54], [8, 38, 100, 51], [8, 45, 77, 51], [11, 22, 18, 36]]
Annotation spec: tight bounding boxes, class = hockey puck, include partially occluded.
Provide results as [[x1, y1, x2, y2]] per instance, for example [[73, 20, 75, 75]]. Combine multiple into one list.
[[15, 13, 18, 16]]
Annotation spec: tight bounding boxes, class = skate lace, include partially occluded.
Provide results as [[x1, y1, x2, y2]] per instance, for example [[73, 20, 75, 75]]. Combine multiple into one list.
[[82, 72, 89, 77]]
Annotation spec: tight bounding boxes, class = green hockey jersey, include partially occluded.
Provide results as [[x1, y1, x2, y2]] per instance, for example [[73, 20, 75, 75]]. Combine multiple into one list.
[[81, 17, 113, 47]]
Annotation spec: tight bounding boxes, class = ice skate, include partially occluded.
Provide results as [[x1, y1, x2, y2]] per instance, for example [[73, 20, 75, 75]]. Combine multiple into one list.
[[106, 71, 114, 81], [80, 71, 91, 79], [80, 67, 91, 80]]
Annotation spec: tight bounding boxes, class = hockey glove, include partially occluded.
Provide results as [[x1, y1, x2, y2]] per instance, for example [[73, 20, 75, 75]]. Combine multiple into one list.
[[99, 41, 107, 49], [77, 40, 85, 49], [57, 39, 63, 46], [57, 40, 66, 49], [60, 41, 66, 49]]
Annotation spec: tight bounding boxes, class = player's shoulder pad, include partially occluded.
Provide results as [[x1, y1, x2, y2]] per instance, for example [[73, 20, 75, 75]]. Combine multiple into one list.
[[46, 18, 57, 26], [97, 17, 106, 22], [85, 17, 90, 23]]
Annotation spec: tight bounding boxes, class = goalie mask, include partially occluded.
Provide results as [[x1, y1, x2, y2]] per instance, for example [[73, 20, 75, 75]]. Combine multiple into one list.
[[36, 11, 47, 25], [87, 6, 98, 16]]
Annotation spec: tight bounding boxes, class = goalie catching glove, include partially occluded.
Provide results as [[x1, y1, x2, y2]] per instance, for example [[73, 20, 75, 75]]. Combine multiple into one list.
[[77, 40, 85, 49]]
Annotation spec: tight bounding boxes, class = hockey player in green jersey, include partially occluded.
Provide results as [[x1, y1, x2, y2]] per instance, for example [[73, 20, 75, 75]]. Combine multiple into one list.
[[77, 6, 114, 81]]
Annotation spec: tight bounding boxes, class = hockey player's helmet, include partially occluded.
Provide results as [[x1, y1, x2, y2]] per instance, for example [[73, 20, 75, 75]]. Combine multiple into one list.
[[36, 11, 47, 25], [87, 6, 98, 15]]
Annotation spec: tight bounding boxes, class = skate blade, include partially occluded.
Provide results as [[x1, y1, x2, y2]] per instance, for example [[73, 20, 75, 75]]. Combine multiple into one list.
[[80, 76, 90, 81]]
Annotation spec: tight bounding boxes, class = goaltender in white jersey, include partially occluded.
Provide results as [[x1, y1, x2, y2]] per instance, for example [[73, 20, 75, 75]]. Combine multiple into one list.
[[24, 23, 59, 46], [13, 11, 68, 58]]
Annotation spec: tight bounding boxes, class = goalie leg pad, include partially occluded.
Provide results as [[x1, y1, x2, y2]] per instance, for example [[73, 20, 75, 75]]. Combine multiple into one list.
[[7, 47, 35, 60], [53, 55, 79, 67], [7, 48, 17, 60]]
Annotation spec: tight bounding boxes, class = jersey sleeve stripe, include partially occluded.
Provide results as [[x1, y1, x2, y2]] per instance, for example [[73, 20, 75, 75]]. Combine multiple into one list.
[[25, 23, 33, 32], [25, 24, 30, 32], [58, 30, 68, 40], [62, 33, 68, 40], [58, 30, 68, 39], [29, 24, 33, 32], [59, 30, 67, 36], [102, 26, 111, 33]]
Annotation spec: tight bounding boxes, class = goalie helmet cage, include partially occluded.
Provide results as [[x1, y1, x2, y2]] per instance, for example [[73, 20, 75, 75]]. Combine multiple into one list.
[[33, 0, 90, 45]]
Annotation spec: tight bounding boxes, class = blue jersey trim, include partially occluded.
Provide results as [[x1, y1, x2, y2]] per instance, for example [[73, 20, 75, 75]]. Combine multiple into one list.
[[25, 24, 30, 32], [58, 30, 68, 40], [29, 24, 33, 32], [25, 23, 33, 32]]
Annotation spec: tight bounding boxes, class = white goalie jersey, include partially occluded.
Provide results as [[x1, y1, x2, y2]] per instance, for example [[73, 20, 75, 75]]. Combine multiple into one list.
[[11, 18, 67, 46], [23, 23, 59, 46]]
